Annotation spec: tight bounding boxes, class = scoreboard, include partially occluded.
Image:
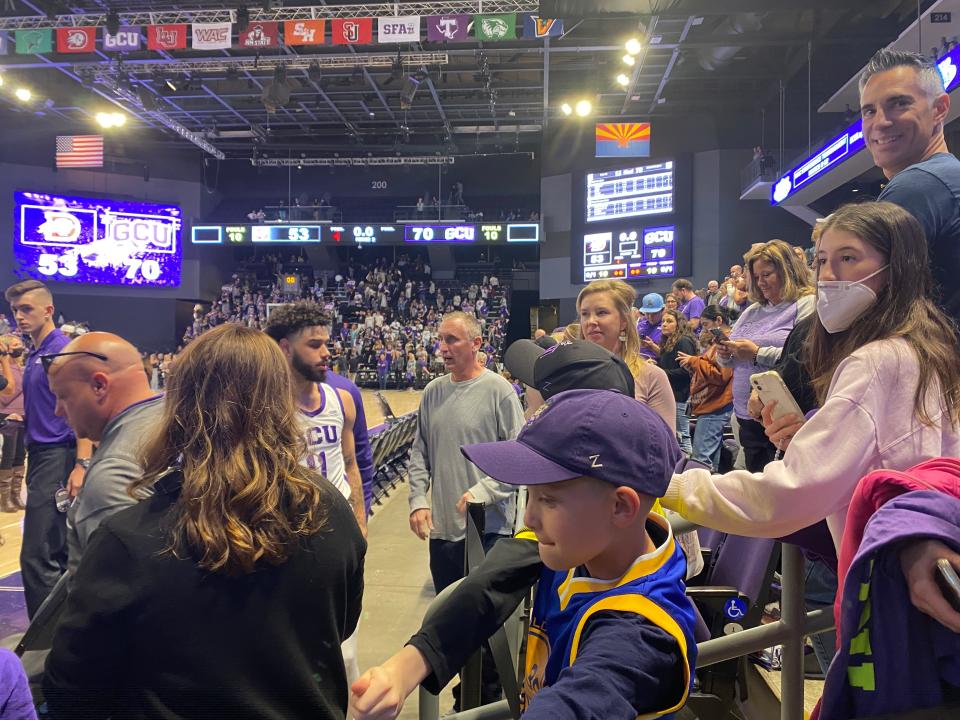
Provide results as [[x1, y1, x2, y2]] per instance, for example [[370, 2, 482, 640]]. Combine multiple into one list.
[[190, 221, 540, 245], [582, 225, 676, 281]]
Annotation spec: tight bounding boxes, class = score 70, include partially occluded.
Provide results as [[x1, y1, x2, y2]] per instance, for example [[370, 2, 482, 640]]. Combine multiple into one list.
[[37, 253, 161, 280]]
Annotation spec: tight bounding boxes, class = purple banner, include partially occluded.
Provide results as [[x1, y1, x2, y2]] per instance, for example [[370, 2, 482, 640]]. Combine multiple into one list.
[[103, 26, 141, 52], [426, 14, 470, 42], [13, 191, 182, 287]]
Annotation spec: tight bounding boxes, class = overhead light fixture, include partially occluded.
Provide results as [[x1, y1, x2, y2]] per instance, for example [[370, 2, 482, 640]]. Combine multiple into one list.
[[616, 73, 630, 87], [625, 38, 642, 55], [575, 99, 592, 117], [165, 77, 178, 92], [0, 75, 4, 88], [400, 74, 421, 110], [95, 111, 126, 128], [560, 102, 572, 116], [622, 54, 636, 66], [14, 87, 32, 102], [105, 8, 120, 36]]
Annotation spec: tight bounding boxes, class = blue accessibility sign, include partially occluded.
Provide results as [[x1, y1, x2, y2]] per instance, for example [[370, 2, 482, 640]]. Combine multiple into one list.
[[724, 597, 748, 620]]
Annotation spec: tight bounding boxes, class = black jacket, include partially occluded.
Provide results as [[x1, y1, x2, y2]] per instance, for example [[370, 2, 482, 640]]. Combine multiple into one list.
[[657, 335, 698, 403], [44, 474, 365, 719]]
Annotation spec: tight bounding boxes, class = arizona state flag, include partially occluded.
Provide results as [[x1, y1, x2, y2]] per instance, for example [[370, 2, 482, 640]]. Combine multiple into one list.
[[523, 15, 563, 38], [595, 122, 651, 158]]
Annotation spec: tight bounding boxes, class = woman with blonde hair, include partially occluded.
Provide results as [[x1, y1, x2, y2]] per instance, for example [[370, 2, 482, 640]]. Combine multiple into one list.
[[44, 324, 365, 719], [716, 239, 815, 470], [577, 279, 676, 431]]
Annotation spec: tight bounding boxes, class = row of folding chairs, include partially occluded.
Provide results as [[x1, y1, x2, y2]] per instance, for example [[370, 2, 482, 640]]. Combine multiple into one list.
[[368, 412, 418, 515]]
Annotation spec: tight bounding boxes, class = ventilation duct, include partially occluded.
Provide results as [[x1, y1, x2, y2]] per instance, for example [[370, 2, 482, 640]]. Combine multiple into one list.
[[698, 13, 763, 71]]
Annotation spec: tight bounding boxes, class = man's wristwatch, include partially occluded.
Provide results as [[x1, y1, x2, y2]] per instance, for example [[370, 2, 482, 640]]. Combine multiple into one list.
[[76, 458, 91, 470]]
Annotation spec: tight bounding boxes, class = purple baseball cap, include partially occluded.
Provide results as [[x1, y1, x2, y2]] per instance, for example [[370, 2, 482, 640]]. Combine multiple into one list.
[[461, 388, 681, 496]]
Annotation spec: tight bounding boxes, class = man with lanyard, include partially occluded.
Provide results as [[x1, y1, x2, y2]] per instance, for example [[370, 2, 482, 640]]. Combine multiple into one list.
[[43, 332, 163, 584], [4, 280, 93, 617], [637, 293, 665, 361], [265, 302, 367, 684]]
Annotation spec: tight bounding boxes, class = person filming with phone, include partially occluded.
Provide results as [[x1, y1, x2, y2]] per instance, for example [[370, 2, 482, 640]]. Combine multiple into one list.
[[662, 201, 960, 639]]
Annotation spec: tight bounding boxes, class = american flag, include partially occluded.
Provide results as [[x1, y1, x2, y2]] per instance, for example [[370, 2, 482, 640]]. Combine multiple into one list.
[[55, 135, 103, 168]]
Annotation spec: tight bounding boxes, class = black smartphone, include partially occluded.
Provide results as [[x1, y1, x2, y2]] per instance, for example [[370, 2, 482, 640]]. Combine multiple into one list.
[[937, 559, 960, 613], [710, 328, 726, 343]]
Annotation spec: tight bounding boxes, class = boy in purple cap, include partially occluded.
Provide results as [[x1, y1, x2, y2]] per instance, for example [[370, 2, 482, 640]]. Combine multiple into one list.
[[350, 389, 698, 720]]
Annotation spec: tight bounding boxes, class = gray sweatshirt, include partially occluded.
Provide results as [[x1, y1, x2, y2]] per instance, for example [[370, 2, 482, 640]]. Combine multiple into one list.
[[408, 369, 525, 541]]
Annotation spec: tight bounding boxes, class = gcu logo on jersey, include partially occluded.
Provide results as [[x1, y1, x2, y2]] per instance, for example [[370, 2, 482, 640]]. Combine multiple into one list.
[[341, 21, 362, 42]]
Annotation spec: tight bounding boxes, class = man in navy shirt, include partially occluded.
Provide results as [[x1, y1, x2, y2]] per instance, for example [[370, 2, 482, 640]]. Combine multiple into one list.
[[5, 280, 93, 617], [860, 48, 960, 325]]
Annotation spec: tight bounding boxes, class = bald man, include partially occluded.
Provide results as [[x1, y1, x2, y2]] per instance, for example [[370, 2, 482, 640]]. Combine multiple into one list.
[[46, 332, 163, 580]]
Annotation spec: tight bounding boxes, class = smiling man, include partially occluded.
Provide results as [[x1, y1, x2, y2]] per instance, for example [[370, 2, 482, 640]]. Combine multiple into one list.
[[860, 48, 960, 324]]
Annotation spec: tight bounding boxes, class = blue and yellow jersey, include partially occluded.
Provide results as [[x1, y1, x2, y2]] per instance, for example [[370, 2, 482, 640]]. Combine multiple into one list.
[[520, 513, 697, 719]]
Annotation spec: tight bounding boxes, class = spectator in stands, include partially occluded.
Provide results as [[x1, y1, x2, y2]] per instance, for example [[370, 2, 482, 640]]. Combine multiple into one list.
[[43, 333, 163, 582], [655, 310, 698, 454], [0, 334, 26, 515], [705, 280, 723, 307], [665, 202, 960, 634], [678, 306, 735, 471], [43, 324, 365, 719], [637, 293, 665, 361], [715, 240, 814, 471], [729, 264, 743, 280], [407, 311, 523, 710], [5, 280, 94, 618], [860, 48, 960, 325], [671, 279, 705, 332], [577, 280, 676, 432], [664, 293, 679, 312], [0, 648, 34, 720]]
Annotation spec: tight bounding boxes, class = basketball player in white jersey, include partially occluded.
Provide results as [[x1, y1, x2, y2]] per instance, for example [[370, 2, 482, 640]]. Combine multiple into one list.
[[265, 302, 367, 684]]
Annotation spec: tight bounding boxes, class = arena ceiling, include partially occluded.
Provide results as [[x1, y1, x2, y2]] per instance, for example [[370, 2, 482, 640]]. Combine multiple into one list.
[[0, 0, 937, 160]]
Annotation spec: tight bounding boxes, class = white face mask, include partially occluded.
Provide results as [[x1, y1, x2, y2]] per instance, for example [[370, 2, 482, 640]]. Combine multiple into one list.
[[816, 264, 888, 333]]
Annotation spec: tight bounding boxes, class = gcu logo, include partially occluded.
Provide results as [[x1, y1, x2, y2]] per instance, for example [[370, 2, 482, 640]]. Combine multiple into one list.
[[104, 30, 139, 49], [342, 20, 362, 42]]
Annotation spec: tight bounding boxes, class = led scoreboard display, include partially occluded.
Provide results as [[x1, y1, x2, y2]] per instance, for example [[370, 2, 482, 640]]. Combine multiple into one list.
[[191, 222, 540, 245], [582, 224, 676, 281], [586, 160, 673, 223], [13, 191, 182, 287]]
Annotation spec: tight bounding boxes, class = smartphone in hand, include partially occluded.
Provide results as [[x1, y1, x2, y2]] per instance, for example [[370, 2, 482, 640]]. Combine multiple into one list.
[[936, 558, 960, 613], [710, 328, 726, 343], [749, 371, 804, 422]]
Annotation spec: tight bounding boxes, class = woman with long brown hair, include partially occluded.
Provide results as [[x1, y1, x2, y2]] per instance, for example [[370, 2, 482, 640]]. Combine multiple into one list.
[[44, 324, 365, 719], [663, 202, 960, 629], [654, 309, 698, 453], [576, 279, 676, 431]]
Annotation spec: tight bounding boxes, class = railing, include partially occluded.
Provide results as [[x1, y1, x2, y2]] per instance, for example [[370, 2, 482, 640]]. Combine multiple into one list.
[[393, 204, 470, 221], [418, 515, 836, 720], [740, 154, 780, 194], [259, 204, 343, 222]]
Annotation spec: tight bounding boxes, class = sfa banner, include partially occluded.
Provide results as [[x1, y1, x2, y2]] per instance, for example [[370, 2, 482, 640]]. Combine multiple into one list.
[[13, 191, 182, 288], [595, 122, 651, 158], [378, 16, 420, 43]]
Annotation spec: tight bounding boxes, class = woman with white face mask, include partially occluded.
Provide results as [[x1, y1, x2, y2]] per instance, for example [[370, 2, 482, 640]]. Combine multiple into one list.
[[662, 201, 960, 631]]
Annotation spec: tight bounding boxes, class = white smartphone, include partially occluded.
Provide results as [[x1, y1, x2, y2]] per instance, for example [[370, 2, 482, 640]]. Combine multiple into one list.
[[749, 371, 804, 422]]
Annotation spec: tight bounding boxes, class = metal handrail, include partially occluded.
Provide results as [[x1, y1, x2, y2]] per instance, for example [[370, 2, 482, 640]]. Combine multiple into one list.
[[420, 518, 836, 720]]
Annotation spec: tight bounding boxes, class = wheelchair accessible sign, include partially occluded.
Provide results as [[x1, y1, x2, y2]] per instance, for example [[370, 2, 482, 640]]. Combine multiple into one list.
[[724, 597, 748, 620]]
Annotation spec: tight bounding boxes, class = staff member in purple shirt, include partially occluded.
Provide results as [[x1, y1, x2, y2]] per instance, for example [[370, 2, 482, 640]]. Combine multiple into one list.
[[4, 280, 93, 618], [672, 279, 705, 332]]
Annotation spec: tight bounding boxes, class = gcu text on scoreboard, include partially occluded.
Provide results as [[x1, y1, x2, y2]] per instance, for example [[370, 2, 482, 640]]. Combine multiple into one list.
[[14, 191, 182, 287]]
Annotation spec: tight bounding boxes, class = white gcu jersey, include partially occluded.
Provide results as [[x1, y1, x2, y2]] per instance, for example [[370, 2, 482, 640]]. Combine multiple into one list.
[[299, 382, 349, 499]]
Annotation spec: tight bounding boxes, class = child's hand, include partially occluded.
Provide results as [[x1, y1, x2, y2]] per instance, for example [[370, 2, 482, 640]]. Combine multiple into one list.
[[349, 646, 431, 720], [350, 666, 406, 720]]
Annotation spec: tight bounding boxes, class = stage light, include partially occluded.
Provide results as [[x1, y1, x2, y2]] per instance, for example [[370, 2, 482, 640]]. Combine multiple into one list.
[[622, 54, 636, 66], [111, 112, 126, 126], [166, 77, 178, 92], [105, 8, 120, 36], [616, 73, 630, 87], [95, 111, 126, 128], [0, 75, 4, 87], [15, 87, 32, 102], [575, 99, 592, 117], [625, 38, 641, 55], [560, 102, 572, 116]]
